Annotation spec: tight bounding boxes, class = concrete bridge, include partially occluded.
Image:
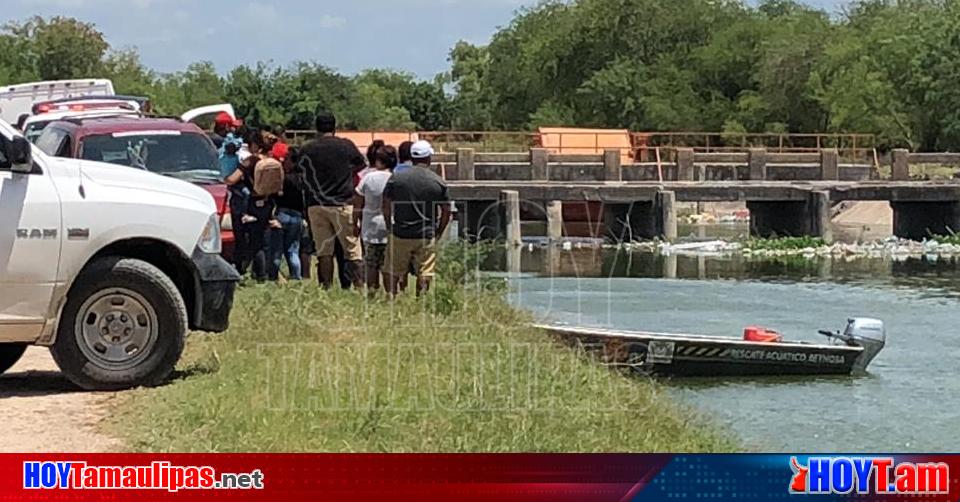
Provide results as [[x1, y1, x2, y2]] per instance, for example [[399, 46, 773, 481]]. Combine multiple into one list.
[[433, 148, 960, 242]]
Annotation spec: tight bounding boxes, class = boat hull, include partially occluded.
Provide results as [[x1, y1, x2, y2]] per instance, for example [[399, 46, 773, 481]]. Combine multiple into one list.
[[542, 326, 865, 377]]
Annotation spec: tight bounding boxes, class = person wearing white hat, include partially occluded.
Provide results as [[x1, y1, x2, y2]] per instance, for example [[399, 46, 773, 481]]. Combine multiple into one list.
[[409, 140, 434, 161], [382, 140, 451, 296]]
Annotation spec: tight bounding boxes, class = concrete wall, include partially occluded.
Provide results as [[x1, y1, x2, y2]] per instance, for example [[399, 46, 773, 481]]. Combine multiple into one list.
[[444, 147, 877, 183], [443, 161, 870, 182], [622, 164, 679, 182], [444, 147, 960, 242]]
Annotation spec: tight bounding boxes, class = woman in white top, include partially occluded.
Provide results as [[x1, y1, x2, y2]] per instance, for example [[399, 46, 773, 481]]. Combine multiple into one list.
[[354, 144, 397, 292]]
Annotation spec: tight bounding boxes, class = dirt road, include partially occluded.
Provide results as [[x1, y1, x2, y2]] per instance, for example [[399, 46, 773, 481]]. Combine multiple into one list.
[[0, 347, 120, 452]]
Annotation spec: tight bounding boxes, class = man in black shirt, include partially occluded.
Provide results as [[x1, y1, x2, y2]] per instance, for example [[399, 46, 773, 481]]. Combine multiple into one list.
[[382, 140, 452, 296], [299, 111, 366, 289]]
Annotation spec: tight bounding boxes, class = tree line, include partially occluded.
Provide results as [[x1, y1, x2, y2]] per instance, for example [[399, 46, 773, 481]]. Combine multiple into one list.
[[0, 16, 452, 132], [2, 1, 959, 150]]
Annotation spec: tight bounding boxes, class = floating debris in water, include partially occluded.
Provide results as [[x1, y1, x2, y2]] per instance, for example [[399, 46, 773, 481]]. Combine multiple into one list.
[[611, 236, 960, 259], [661, 240, 740, 256]]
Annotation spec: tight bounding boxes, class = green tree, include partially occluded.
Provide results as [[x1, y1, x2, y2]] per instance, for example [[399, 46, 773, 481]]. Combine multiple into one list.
[[338, 80, 415, 130], [223, 62, 352, 130], [811, 0, 960, 149], [6, 16, 108, 80], [0, 31, 39, 83], [753, 1, 832, 132], [528, 100, 576, 129], [16, 6, 960, 150], [102, 49, 157, 98], [403, 79, 452, 130], [448, 41, 493, 129]]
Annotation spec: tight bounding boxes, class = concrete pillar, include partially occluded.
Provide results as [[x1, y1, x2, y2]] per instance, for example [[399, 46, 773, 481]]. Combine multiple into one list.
[[543, 244, 562, 277], [676, 148, 695, 181], [891, 201, 960, 240], [748, 148, 767, 181], [500, 190, 521, 248], [658, 191, 678, 242], [661, 254, 678, 280], [818, 257, 832, 279], [546, 200, 563, 241], [820, 148, 839, 181], [498, 191, 522, 275], [892, 149, 910, 181], [809, 190, 834, 244], [603, 149, 622, 182], [457, 148, 475, 181], [506, 245, 522, 275], [454, 202, 469, 241], [531, 148, 549, 181]]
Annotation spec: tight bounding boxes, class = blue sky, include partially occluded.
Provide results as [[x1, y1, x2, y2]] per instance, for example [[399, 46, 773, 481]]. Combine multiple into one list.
[[14, 0, 843, 78]]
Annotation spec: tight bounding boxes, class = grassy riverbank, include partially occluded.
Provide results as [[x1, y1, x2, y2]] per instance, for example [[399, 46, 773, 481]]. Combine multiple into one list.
[[109, 245, 734, 453]]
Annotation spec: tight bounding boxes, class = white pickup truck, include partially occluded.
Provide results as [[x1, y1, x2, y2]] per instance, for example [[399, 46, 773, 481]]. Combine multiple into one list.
[[0, 119, 239, 390]]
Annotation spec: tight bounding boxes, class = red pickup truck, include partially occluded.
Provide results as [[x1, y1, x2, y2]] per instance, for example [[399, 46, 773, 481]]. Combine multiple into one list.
[[33, 114, 236, 259]]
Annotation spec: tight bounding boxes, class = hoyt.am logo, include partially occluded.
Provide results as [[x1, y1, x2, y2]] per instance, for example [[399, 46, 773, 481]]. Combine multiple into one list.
[[790, 457, 950, 495]]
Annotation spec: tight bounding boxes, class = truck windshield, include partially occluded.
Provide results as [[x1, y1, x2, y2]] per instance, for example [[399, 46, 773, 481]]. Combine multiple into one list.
[[80, 132, 220, 184], [24, 121, 50, 143]]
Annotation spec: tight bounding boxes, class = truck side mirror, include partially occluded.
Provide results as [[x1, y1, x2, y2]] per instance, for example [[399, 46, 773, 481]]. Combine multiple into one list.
[[8, 136, 32, 173]]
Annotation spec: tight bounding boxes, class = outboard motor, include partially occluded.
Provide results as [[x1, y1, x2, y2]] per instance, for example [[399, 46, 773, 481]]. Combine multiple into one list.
[[843, 318, 886, 372]]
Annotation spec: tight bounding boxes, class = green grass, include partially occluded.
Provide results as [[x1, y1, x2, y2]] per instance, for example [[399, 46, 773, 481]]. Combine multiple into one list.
[[742, 236, 826, 251], [109, 244, 735, 453]]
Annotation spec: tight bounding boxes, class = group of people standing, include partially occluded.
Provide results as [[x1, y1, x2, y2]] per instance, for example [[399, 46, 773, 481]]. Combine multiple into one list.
[[219, 110, 451, 296]]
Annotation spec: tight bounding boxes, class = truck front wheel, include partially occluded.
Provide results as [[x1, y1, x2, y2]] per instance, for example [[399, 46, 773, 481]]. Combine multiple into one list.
[[51, 257, 187, 391], [0, 344, 27, 376]]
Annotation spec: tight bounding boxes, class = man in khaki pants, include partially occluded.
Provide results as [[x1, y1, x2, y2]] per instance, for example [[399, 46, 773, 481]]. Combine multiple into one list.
[[382, 140, 452, 296], [298, 110, 366, 289]]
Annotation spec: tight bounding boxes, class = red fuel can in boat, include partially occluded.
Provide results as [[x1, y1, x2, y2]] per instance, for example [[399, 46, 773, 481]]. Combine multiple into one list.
[[744, 327, 783, 343]]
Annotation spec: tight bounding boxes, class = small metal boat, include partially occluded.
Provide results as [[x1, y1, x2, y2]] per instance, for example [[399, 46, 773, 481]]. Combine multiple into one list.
[[538, 318, 886, 377]]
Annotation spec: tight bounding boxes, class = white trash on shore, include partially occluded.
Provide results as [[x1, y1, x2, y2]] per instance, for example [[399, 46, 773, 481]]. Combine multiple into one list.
[[660, 240, 741, 256], [613, 236, 960, 259]]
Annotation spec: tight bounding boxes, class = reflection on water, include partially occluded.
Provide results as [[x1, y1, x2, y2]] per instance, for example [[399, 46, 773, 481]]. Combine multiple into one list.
[[502, 246, 960, 452], [497, 245, 960, 300], [679, 220, 895, 244], [652, 221, 891, 244], [678, 223, 750, 242]]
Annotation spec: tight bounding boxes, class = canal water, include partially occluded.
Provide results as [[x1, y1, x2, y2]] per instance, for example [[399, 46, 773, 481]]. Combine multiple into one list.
[[504, 235, 960, 452]]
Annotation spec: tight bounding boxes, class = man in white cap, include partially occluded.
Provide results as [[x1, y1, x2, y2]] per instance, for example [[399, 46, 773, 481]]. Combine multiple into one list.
[[409, 140, 433, 167], [382, 140, 451, 296]]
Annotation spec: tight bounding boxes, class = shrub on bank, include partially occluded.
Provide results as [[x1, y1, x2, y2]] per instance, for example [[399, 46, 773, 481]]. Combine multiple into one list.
[[110, 244, 735, 453], [933, 233, 960, 246]]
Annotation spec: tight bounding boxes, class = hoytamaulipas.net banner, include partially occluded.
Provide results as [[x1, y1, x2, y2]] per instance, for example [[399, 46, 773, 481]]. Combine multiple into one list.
[[3, 454, 958, 501]]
